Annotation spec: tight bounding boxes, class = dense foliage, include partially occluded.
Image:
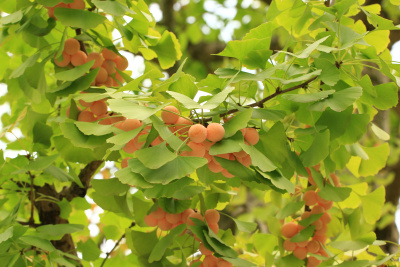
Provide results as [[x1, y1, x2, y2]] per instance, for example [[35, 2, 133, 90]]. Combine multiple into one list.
[[0, 0, 400, 266]]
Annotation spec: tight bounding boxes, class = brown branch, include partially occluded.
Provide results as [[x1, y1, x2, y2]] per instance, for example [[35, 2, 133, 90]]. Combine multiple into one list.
[[75, 28, 87, 55], [17, 220, 42, 228], [196, 75, 318, 123], [61, 160, 103, 201], [100, 222, 135, 267]]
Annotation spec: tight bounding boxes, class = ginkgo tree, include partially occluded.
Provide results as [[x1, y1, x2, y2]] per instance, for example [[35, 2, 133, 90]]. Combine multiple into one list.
[[0, 0, 400, 266]]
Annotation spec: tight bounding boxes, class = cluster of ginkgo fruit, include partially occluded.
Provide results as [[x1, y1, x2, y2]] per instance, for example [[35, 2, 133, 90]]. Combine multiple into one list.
[[54, 38, 128, 87], [280, 166, 340, 266], [144, 207, 231, 267], [45, 0, 86, 19], [157, 106, 260, 178]]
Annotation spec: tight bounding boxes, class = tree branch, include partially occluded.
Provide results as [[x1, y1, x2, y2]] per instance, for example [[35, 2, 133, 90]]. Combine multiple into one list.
[[61, 160, 103, 201], [196, 75, 318, 123]]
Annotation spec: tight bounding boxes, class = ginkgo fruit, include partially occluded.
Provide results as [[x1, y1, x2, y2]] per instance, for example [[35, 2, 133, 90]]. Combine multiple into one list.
[[144, 214, 158, 227], [306, 240, 320, 254], [207, 123, 225, 142], [102, 60, 116, 74], [183, 142, 206, 157], [199, 243, 213, 256], [54, 52, 70, 67], [71, 51, 87, 66], [78, 110, 96, 122], [161, 106, 180, 124], [90, 100, 107, 116], [102, 48, 118, 60], [217, 259, 233, 267], [303, 190, 318, 206], [64, 38, 80, 55], [121, 157, 130, 169], [69, 0, 85, 9], [203, 255, 218, 267], [122, 119, 142, 131], [158, 218, 172, 231], [181, 209, 194, 223], [114, 55, 129, 70], [187, 212, 204, 226], [152, 207, 166, 220], [189, 124, 207, 143], [165, 213, 182, 224], [87, 52, 104, 69], [293, 246, 308, 260], [123, 139, 137, 154], [95, 67, 108, 84], [205, 209, 220, 224], [175, 117, 193, 134], [307, 256, 322, 267], [283, 239, 297, 251], [209, 223, 219, 234], [281, 222, 299, 238], [244, 128, 259, 145]]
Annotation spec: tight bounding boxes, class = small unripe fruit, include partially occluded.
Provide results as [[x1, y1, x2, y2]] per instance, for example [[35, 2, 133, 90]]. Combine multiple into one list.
[[207, 123, 225, 142]]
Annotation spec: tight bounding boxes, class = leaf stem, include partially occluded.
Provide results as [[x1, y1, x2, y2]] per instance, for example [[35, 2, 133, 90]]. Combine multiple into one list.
[[100, 222, 135, 267]]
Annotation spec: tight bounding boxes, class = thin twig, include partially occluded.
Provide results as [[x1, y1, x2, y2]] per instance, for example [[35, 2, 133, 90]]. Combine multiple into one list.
[[28, 171, 35, 224], [100, 222, 135, 267], [194, 76, 318, 123]]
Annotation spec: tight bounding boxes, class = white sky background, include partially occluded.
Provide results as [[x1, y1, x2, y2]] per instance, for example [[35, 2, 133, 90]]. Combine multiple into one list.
[[1, 0, 400, 254]]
